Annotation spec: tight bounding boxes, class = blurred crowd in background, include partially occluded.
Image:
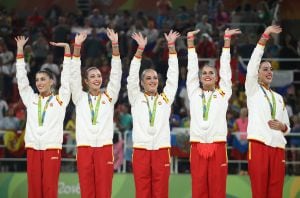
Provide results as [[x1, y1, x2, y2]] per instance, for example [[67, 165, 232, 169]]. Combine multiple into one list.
[[0, 0, 299, 175]]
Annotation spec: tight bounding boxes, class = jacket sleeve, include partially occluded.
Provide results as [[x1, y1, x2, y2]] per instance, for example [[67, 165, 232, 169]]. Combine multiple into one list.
[[245, 44, 265, 97], [127, 57, 142, 105], [106, 55, 122, 104], [70, 56, 84, 105], [219, 47, 232, 100], [16, 57, 35, 107], [162, 54, 179, 104], [281, 98, 291, 135], [58, 55, 71, 106], [187, 48, 200, 98]]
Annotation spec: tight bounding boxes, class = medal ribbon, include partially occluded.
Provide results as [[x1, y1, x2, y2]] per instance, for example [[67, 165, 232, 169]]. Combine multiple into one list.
[[201, 90, 214, 121], [144, 94, 158, 127], [38, 95, 53, 126], [88, 93, 101, 125], [260, 85, 276, 119]]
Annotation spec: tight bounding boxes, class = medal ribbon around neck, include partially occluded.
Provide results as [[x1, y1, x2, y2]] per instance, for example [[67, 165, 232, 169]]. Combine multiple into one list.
[[38, 95, 54, 126], [88, 93, 101, 125], [144, 94, 159, 127], [201, 90, 215, 121], [260, 85, 276, 119]]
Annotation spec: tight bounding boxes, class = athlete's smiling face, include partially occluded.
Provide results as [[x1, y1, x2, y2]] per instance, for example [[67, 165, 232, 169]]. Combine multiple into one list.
[[258, 61, 273, 86], [141, 69, 158, 95], [35, 72, 53, 96], [200, 65, 218, 89], [85, 68, 102, 92]]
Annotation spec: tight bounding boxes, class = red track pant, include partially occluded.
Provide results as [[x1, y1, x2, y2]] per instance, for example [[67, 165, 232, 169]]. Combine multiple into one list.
[[77, 145, 114, 198], [132, 148, 171, 198], [190, 142, 227, 198], [248, 140, 285, 198], [27, 148, 61, 198]]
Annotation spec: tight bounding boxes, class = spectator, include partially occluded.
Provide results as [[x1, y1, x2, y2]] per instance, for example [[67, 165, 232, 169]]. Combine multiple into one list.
[[40, 54, 60, 87], [156, 0, 172, 28], [52, 16, 70, 62], [114, 10, 133, 32], [231, 6, 243, 24], [215, 3, 230, 29], [194, 0, 209, 20], [83, 28, 106, 66], [64, 112, 76, 157], [240, 3, 259, 33], [232, 107, 248, 175], [45, 3, 62, 25], [0, 108, 20, 130], [256, 1, 271, 25], [170, 108, 181, 129], [0, 10, 12, 37], [117, 103, 133, 132], [31, 33, 49, 68], [195, 15, 213, 35], [144, 18, 159, 51], [174, 6, 191, 32], [237, 33, 256, 58], [279, 33, 299, 70], [0, 40, 14, 101], [113, 133, 124, 171], [196, 33, 217, 58], [152, 36, 169, 77], [98, 56, 111, 87], [0, 92, 8, 120], [27, 8, 44, 28], [88, 8, 105, 28]]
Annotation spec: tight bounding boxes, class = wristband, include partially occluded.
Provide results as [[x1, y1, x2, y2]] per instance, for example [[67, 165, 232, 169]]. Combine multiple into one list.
[[187, 35, 194, 40], [16, 54, 24, 59], [224, 34, 231, 39], [135, 55, 142, 59], [74, 43, 81, 48], [138, 47, 144, 51], [262, 33, 270, 40]]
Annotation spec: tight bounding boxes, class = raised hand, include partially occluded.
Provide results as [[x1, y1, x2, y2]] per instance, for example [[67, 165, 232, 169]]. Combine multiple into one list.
[[131, 32, 147, 48], [264, 25, 282, 35], [224, 28, 242, 36], [15, 36, 29, 49], [187, 30, 199, 48], [49, 42, 69, 48], [187, 29, 200, 38], [50, 42, 70, 54], [75, 32, 88, 45], [164, 30, 180, 44], [107, 28, 118, 43]]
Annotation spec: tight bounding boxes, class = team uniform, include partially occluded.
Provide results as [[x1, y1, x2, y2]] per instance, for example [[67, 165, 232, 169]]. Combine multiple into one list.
[[70, 55, 122, 198], [16, 54, 71, 198], [187, 47, 232, 198], [127, 54, 178, 198], [245, 44, 290, 198]]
